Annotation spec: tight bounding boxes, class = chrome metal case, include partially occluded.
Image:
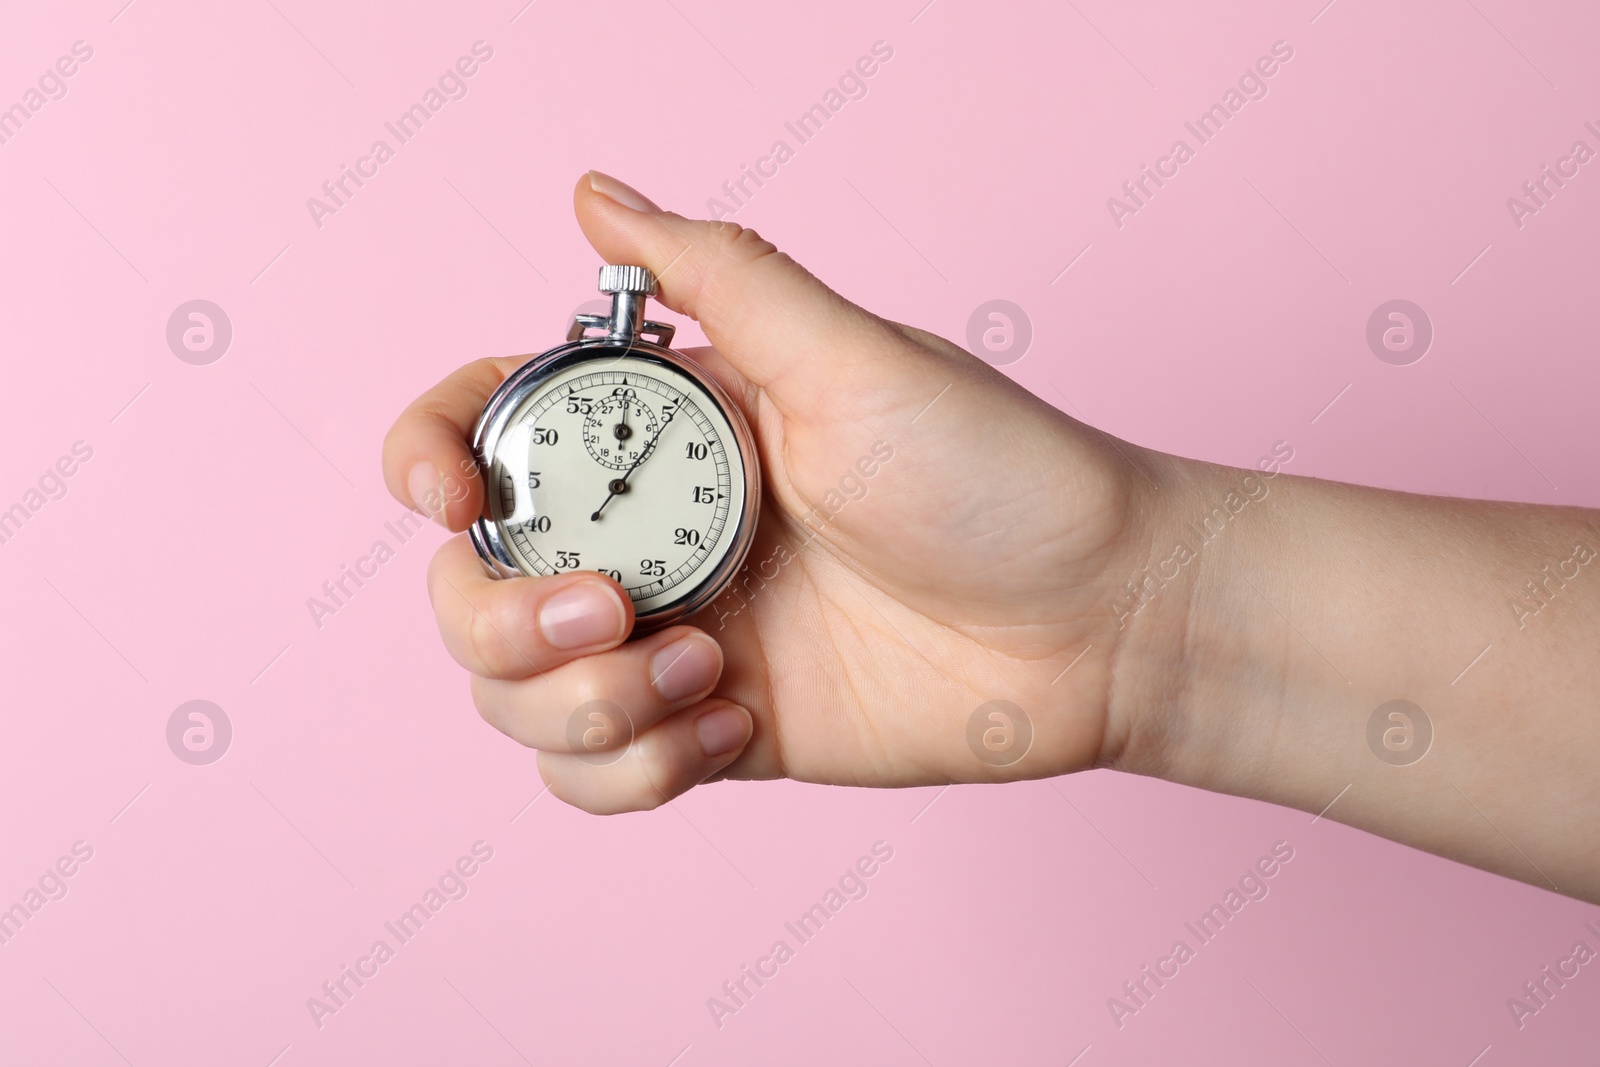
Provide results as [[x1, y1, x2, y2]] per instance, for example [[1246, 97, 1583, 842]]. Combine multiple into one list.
[[468, 300, 761, 634]]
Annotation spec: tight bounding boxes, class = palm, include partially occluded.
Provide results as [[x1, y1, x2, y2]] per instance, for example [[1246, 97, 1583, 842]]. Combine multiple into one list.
[[681, 340, 1144, 788]]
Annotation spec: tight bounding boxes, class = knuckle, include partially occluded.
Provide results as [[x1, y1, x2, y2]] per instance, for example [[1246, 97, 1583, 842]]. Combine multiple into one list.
[[705, 220, 778, 263], [583, 669, 632, 715], [462, 355, 505, 379], [464, 597, 503, 671], [737, 227, 780, 260], [704, 219, 745, 245], [542, 767, 580, 810], [475, 591, 542, 674], [379, 419, 408, 469], [626, 734, 676, 812], [469, 675, 501, 729], [448, 358, 510, 404], [424, 551, 449, 615], [566, 692, 635, 754], [470, 676, 542, 750], [546, 769, 619, 816]]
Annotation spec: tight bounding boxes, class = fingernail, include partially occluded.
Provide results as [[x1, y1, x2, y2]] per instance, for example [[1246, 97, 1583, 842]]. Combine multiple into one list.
[[539, 583, 627, 650], [696, 705, 751, 758], [650, 634, 722, 703], [407, 461, 446, 528], [588, 170, 661, 213]]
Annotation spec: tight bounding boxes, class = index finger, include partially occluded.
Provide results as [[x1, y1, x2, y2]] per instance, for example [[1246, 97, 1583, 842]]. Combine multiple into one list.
[[382, 355, 527, 530]]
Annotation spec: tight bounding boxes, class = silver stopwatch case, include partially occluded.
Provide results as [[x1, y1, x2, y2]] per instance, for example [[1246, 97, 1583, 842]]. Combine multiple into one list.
[[468, 265, 762, 633]]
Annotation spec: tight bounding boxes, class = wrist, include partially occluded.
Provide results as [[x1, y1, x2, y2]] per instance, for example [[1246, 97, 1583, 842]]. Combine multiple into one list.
[[1098, 448, 1308, 792], [1096, 447, 1600, 899]]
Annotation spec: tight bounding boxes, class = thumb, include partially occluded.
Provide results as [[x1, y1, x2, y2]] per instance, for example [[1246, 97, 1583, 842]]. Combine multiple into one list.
[[574, 171, 911, 421]]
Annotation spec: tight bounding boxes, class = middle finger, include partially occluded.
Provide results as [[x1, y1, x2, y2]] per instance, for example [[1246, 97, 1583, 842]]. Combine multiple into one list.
[[470, 625, 725, 752]]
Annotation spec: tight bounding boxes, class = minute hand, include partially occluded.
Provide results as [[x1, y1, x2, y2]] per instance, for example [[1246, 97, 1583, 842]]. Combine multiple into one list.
[[590, 411, 673, 521]]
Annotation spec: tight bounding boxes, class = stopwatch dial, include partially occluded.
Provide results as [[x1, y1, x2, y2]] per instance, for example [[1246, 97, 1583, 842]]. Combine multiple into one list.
[[490, 361, 747, 616], [581, 394, 659, 471]]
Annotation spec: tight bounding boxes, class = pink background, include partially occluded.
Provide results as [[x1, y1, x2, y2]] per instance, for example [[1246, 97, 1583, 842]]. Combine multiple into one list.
[[2, 0, 1598, 1064]]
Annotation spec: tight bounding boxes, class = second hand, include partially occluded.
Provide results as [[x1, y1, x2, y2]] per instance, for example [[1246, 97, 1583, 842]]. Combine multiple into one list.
[[591, 399, 672, 521]]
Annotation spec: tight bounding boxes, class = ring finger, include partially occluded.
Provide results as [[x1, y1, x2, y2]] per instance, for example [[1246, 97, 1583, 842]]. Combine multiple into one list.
[[537, 698, 755, 814], [470, 625, 724, 752]]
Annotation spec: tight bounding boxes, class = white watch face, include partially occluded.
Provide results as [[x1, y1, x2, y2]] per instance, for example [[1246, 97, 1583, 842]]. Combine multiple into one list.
[[488, 357, 748, 616]]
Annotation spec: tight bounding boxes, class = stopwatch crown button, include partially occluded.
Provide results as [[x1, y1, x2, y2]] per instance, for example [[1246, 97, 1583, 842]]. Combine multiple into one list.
[[598, 264, 658, 296]]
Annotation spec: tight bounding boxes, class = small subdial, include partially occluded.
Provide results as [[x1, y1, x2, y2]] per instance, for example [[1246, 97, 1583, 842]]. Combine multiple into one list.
[[581, 395, 661, 471]]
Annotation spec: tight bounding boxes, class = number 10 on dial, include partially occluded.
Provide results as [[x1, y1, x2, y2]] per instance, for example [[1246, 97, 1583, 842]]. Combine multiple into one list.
[[469, 266, 761, 632]]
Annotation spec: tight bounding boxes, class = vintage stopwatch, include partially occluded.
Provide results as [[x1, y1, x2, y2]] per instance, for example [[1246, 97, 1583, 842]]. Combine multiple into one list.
[[469, 265, 761, 633]]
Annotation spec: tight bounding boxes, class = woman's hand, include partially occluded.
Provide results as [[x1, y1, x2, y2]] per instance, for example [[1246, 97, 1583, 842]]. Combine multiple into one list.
[[385, 171, 1600, 903], [381, 171, 1183, 814]]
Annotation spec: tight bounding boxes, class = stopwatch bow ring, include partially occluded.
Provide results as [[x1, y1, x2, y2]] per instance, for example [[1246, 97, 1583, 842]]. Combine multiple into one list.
[[567, 265, 678, 348]]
